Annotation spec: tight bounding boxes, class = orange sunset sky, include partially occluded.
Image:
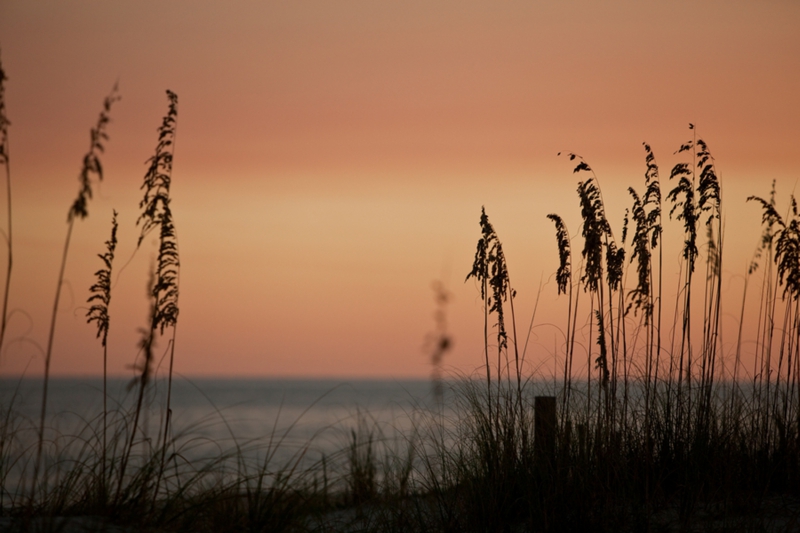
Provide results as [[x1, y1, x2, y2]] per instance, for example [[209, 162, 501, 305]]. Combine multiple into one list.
[[0, 1, 798, 378]]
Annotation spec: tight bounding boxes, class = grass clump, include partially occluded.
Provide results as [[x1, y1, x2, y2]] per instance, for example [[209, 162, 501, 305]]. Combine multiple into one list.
[[411, 129, 798, 532]]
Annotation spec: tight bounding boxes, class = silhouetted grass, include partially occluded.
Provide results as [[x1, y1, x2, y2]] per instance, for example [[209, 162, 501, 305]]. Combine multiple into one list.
[[420, 129, 797, 532], [0, 49, 13, 378], [86, 209, 117, 504], [33, 82, 120, 504], [0, 54, 798, 532]]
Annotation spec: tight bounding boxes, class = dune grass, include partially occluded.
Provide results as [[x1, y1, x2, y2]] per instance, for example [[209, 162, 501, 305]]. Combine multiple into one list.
[[0, 58, 798, 532], [33, 83, 120, 502], [0, 49, 13, 377], [428, 134, 798, 531]]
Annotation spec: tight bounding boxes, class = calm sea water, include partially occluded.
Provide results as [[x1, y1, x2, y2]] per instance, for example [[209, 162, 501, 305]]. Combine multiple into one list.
[[0, 377, 445, 474]]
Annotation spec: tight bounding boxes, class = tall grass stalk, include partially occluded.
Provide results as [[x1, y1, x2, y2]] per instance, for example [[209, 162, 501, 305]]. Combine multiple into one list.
[[86, 210, 118, 501], [547, 213, 574, 420], [114, 91, 181, 509], [132, 90, 180, 508], [748, 189, 800, 449], [0, 51, 12, 367], [466, 208, 525, 423], [667, 132, 698, 419], [553, 152, 627, 430], [32, 85, 119, 500], [626, 143, 662, 443], [0, 52, 13, 516]]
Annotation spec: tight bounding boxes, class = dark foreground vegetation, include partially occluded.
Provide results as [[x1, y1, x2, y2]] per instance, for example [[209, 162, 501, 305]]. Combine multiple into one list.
[[1, 55, 799, 532]]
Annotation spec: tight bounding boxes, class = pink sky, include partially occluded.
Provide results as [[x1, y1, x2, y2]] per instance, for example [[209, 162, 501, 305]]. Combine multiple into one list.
[[0, 0, 798, 378]]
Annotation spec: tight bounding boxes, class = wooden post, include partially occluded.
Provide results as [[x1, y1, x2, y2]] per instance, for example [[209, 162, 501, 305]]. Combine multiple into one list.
[[534, 396, 556, 469]]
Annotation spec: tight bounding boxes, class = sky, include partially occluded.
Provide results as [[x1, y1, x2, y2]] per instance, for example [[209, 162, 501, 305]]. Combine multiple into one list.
[[0, 0, 798, 379]]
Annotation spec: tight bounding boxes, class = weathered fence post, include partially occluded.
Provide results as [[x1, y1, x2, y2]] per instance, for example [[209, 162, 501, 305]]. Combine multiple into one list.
[[534, 396, 556, 470]]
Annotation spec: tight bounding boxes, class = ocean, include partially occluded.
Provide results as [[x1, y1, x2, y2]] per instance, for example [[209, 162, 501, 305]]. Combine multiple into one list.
[[0, 376, 446, 486]]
